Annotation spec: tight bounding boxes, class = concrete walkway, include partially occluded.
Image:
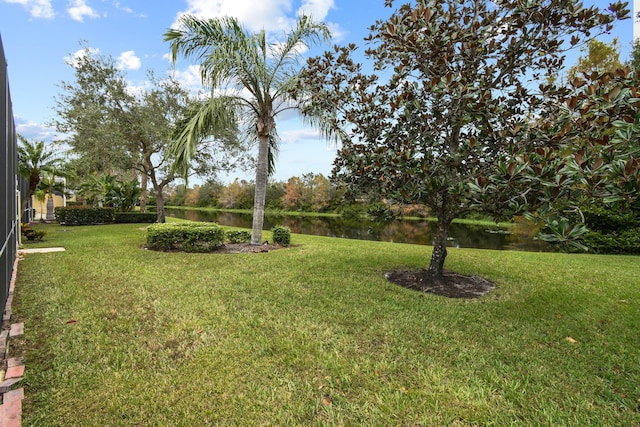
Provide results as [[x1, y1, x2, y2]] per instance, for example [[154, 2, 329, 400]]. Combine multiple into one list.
[[18, 247, 65, 254]]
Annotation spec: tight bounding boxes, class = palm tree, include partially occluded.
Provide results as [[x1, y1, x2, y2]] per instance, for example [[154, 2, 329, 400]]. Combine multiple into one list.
[[34, 189, 46, 222], [17, 135, 61, 218], [38, 171, 67, 221], [164, 15, 330, 244]]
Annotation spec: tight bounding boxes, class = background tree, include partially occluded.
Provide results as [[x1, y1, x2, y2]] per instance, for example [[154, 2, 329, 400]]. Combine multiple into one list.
[[54, 47, 240, 222], [298, 0, 629, 279], [196, 179, 225, 207], [567, 38, 623, 81], [282, 176, 304, 210], [135, 74, 240, 222], [219, 178, 254, 209], [265, 181, 286, 210], [37, 169, 67, 220], [17, 135, 62, 216], [165, 15, 330, 244], [53, 46, 134, 178], [183, 185, 201, 207], [308, 173, 333, 211]]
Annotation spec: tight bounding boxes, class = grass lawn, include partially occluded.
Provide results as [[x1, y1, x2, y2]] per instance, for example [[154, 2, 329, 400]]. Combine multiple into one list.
[[13, 222, 640, 426]]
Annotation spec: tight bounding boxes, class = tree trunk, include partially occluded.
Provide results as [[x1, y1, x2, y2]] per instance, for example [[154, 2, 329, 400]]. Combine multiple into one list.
[[427, 215, 453, 278], [155, 187, 166, 223], [46, 196, 55, 221], [140, 172, 148, 213], [21, 172, 40, 216], [251, 133, 270, 245]]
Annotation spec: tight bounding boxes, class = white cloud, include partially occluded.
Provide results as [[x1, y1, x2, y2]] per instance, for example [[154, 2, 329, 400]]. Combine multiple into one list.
[[125, 81, 149, 99], [281, 128, 322, 144], [112, 1, 131, 14], [67, 0, 99, 22], [4, 0, 55, 19], [111, 1, 145, 18], [175, 0, 298, 33], [116, 50, 141, 70], [173, 0, 342, 43], [296, 0, 334, 21], [169, 65, 202, 90], [15, 118, 59, 143]]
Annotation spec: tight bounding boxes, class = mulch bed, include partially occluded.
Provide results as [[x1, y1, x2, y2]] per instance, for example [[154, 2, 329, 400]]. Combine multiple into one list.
[[384, 269, 495, 299], [144, 242, 292, 253], [213, 243, 289, 253]]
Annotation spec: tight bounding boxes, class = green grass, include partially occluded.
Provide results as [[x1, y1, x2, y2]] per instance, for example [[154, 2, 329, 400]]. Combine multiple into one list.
[[14, 222, 640, 426]]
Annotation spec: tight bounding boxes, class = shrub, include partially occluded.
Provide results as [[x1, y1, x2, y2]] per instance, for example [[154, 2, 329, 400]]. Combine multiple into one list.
[[271, 225, 291, 246], [21, 223, 46, 241], [114, 212, 157, 224], [582, 229, 640, 255], [579, 204, 640, 254], [146, 222, 225, 252], [226, 230, 251, 243], [55, 207, 115, 225], [583, 205, 640, 233]]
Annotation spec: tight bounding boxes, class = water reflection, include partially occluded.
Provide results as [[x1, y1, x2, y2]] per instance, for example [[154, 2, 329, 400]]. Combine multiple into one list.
[[166, 208, 552, 252]]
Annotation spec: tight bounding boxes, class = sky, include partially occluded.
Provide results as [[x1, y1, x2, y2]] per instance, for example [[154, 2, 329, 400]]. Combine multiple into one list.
[[0, 0, 636, 184]]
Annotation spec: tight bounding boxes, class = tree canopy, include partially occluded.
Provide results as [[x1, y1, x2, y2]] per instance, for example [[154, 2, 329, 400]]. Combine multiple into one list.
[[298, 0, 630, 278], [53, 46, 240, 222]]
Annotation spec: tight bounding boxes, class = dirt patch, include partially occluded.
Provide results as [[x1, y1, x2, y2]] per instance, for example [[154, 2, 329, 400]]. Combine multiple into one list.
[[385, 269, 495, 299]]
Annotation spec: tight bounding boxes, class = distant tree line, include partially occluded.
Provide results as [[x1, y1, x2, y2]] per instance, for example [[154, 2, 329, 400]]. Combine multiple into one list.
[[166, 173, 343, 212]]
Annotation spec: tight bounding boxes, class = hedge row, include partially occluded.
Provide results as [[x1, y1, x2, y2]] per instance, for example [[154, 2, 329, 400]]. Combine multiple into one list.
[[55, 207, 157, 225], [146, 222, 226, 253], [55, 207, 115, 225], [582, 229, 640, 255]]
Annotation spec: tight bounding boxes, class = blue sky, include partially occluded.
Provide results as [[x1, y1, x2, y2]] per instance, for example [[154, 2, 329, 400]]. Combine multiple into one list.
[[0, 0, 636, 183]]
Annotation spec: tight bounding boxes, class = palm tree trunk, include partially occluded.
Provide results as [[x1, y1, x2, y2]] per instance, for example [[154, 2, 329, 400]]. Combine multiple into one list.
[[251, 134, 270, 245], [46, 196, 55, 221]]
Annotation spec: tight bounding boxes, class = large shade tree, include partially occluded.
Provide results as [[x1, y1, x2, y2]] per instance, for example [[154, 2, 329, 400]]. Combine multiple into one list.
[[164, 15, 330, 244], [53, 47, 134, 178], [298, 0, 629, 279], [54, 48, 239, 222]]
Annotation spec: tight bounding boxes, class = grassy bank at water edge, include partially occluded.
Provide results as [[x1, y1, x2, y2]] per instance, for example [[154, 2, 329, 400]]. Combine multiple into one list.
[[13, 222, 640, 426]]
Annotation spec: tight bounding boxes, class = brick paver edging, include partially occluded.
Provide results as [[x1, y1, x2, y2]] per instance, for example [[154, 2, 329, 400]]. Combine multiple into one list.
[[0, 256, 24, 427]]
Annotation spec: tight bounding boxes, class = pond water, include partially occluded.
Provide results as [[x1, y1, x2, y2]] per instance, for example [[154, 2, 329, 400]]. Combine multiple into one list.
[[167, 208, 552, 252]]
